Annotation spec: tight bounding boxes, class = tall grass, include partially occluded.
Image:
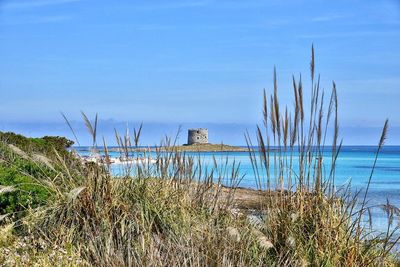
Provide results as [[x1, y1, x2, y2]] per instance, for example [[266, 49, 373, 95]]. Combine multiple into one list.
[[0, 46, 399, 266], [245, 46, 399, 265]]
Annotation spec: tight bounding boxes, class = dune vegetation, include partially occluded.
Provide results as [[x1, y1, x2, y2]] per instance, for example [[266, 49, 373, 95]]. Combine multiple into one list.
[[0, 48, 399, 266]]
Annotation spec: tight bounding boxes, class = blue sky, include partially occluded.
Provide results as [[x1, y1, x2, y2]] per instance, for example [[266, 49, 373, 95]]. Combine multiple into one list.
[[0, 0, 399, 145]]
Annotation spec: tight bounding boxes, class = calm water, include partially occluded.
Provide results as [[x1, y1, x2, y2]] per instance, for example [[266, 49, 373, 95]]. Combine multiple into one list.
[[75, 146, 400, 233]]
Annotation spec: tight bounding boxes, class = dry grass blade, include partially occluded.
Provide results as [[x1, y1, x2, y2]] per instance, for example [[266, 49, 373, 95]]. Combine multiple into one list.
[[273, 67, 281, 139], [61, 112, 81, 146], [298, 75, 304, 122], [263, 89, 268, 128], [32, 153, 55, 171], [133, 123, 143, 147], [0, 214, 10, 222], [379, 119, 389, 147], [7, 144, 29, 159], [310, 43, 315, 82], [359, 119, 389, 213], [67, 186, 86, 201], [81, 111, 98, 146], [0, 185, 16, 194]]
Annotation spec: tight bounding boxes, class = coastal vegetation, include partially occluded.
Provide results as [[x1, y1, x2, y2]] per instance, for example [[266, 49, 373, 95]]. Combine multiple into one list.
[[151, 143, 246, 152], [102, 143, 247, 153], [0, 132, 74, 156], [0, 133, 75, 215], [0, 49, 399, 266]]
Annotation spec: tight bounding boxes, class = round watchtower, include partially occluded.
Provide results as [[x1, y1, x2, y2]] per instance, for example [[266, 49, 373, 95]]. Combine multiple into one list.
[[187, 128, 208, 145]]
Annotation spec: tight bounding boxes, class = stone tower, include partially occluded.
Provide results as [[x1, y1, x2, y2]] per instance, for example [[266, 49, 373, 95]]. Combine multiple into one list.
[[187, 128, 208, 145]]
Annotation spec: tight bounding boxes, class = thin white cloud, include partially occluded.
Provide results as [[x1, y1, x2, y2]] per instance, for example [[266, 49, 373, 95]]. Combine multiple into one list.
[[309, 14, 350, 22], [133, 0, 211, 10], [299, 30, 400, 39], [342, 77, 400, 87], [135, 24, 178, 31], [3, 0, 81, 9], [1, 15, 72, 25], [151, 66, 270, 73], [133, 0, 285, 10]]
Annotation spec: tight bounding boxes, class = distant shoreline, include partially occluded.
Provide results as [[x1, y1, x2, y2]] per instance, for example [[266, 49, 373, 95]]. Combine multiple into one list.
[[166, 143, 248, 152], [73, 143, 248, 152], [72, 145, 400, 153], [133, 143, 248, 152]]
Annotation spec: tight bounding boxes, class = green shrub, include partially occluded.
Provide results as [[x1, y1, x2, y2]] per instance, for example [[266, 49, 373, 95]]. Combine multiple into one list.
[[0, 165, 49, 214], [0, 132, 74, 157], [0, 133, 72, 215]]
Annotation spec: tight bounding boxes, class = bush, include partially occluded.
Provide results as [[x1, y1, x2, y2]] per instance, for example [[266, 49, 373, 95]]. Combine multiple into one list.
[[0, 165, 49, 214], [0, 132, 74, 157], [0, 133, 73, 215]]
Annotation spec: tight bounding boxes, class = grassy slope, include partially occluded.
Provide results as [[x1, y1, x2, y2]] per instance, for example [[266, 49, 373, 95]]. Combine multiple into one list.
[[0, 132, 398, 266]]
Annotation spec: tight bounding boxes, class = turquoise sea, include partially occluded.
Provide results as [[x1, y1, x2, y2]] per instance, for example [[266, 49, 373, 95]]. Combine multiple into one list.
[[75, 146, 400, 234]]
